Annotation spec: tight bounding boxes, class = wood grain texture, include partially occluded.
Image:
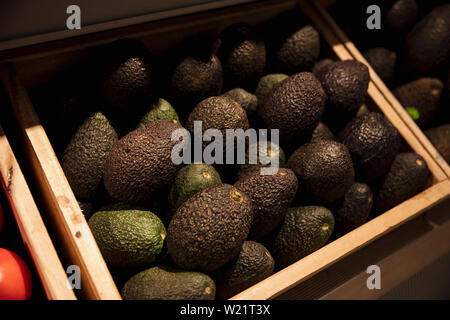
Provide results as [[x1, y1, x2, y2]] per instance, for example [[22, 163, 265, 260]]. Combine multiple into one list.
[[0, 124, 76, 300], [0, 63, 121, 300]]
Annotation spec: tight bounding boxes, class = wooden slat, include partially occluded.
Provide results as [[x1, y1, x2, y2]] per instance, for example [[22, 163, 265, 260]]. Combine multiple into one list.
[[231, 179, 450, 300], [0, 63, 121, 300], [311, 0, 450, 180], [320, 219, 450, 300], [0, 124, 76, 300]]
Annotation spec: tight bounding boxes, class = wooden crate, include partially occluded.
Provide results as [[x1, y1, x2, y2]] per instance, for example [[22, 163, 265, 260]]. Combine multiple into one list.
[[0, 123, 76, 300], [311, 0, 450, 179], [0, 0, 448, 300]]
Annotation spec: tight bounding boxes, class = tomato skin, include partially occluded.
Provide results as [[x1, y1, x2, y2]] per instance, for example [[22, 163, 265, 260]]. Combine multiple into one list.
[[0, 248, 32, 300]]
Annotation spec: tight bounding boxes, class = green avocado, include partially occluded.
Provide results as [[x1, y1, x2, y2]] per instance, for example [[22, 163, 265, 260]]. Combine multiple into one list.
[[254, 74, 288, 108], [137, 98, 180, 128], [223, 88, 258, 116]]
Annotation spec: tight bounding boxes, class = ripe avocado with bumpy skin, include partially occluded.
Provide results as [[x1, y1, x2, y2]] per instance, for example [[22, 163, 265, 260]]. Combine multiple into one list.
[[61, 112, 118, 200], [137, 98, 179, 128], [215, 23, 266, 90], [332, 183, 373, 236], [234, 168, 298, 239], [169, 163, 222, 216], [275, 25, 320, 74], [339, 112, 401, 182], [223, 88, 258, 116], [121, 266, 216, 300], [312, 59, 333, 77], [104, 120, 184, 203], [363, 48, 397, 84], [254, 74, 288, 107], [316, 60, 370, 113], [403, 4, 450, 76], [167, 184, 253, 272], [374, 153, 429, 213], [393, 78, 443, 128], [271, 206, 334, 268], [258, 72, 326, 142], [424, 124, 450, 164], [185, 96, 249, 137], [237, 141, 286, 180], [385, 0, 417, 32], [88, 203, 166, 268], [287, 140, 354, 203], [214, 241, 274, 299]]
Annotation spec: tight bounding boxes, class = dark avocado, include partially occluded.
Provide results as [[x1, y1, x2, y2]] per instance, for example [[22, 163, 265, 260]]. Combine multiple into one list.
[[424, 124, 450, 164], [363, 48, 397, 84]]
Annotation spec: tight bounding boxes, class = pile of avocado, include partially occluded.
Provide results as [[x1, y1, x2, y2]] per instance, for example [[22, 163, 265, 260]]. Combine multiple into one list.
[[30, 9, 432, 300], [332, 0, 450, 165]]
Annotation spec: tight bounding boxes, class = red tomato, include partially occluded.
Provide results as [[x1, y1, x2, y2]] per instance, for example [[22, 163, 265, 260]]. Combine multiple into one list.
[[0, 248, 32, 300]]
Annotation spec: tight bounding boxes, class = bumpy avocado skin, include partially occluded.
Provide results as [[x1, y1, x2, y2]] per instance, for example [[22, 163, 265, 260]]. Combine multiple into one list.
[[234, 168, 298, 239], [403, 4, 450, 76], [312, 59, 333, 77], [339, 112, 401, 182], [316, 60, 370, 113], [167, 184, 253, 272], [216, 23, 266, 90], [61, 112, 118, 200], [275, 25, 320, 74], [254, 74, 288, 107], [214, 241, 274, 299], [258, 72, 326, 142], [223, 88, 258, 116], [374, 153, 429, 213], [393, 78, 443, 128], [88, 203, 166, 268], [425, 124, 450, 164], [169, 163, 222, 215], [104, 120, 183, 203], [332, 183, 373, 236], [185, 95, 249, 135], [137, 98, 180, 127], [271, 206, 334, 268], [121, 266, 216, 300], [363, 48, 397, 84], [287, 140, 355, 203]]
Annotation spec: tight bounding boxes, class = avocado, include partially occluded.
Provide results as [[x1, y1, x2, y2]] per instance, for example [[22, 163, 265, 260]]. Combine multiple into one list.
[[214, 241, 274, 299], [167, 184, 253, 272], [98, 39, 158, 133], [316, 60, 370, 113], [385, 0, 417, 32], [254, 73, 288, 107], [223, 88, 258, 116], [363, 48, 397, 84], [312, 59, 334, 77], [393, 78, 443, 128], [258, 72, 326, 142], [234, 168, 298, 239], [311, 122, 336, 142], [215, 23, 266, 90], [274, 25, 320, 74], [169, 163, 222, 215], [137, 98, 179, 128], [170, 49, 223, 110], [425, 124, 450, 164], [61, 112, 118, 200], [271, 206, 334, 268], [88, 203, 166, 268], [287, 140, 354, 203], [185, 96, 249, 138], [339, 112, 401, 181], [374, 152, 429, 213], [104, 120, 184, 203], [403, 4, 450, 76], [121, 266, 215, 300], [237, 140, 286, 180], [332, 183, 373, 236]]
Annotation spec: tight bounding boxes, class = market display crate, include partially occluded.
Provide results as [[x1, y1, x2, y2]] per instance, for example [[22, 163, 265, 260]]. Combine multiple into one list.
[[0, 121, 76, 300], [0, 0, 449, 300]]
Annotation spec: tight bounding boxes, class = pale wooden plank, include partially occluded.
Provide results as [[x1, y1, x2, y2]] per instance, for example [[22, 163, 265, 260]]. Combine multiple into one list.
[[0, 63, 121, 300], [0, 124, 76, 300]]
